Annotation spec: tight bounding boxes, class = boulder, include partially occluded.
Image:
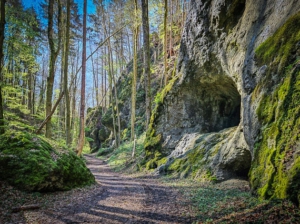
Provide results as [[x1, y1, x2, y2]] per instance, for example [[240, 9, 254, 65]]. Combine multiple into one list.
[[0, 131, 95, 192]]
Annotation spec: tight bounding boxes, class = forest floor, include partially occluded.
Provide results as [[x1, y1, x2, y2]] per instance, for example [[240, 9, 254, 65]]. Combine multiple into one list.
[[0, 154, 196, 224], [1, 154, 300, 224]]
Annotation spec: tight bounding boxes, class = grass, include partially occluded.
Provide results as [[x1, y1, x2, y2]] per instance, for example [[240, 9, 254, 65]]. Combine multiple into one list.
[[97, 133, 146, 172], [160, 178, 300, 223], [82, 144, 91, 154]]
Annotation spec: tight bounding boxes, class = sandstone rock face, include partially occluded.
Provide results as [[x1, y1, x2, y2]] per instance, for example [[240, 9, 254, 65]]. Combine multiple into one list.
[[148, 0, 300, 203]]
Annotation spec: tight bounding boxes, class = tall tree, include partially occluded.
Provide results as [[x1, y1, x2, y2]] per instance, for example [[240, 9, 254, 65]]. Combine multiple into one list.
[[46, 0, 62, 138], [131, 0, 139, 141], [64, 0, 71, 146], [163, 0, 168, 86], [141, 0, 151, 130], [0, 0, 6, 134], [77, 0, 87, 156]]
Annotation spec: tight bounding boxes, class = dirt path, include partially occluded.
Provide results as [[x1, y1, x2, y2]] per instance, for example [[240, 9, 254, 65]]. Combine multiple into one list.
[[10, 155, 195, 224]]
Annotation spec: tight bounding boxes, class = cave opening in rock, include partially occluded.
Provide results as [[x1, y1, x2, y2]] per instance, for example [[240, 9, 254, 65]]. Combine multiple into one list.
[[181, 75, 241, 133]]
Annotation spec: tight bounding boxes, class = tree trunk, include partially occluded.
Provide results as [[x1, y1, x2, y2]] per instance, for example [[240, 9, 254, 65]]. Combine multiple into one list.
[[46, 0, 62, 138], [131, 0, 139, 141], [77, 0, 87, 156], [27, 71, 33, 114], [0, 0, 5, 134], [111, 46, 121, 147], [163, 0, 168, 86], [107, 41, 117, 146], [141, 0, 151, 130], [64, 0, 71, 146], [32, 73, 37, 114], [169, 0, 173, 57]]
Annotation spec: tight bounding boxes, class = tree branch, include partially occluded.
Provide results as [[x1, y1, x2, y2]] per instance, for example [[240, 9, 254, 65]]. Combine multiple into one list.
[[35, 23, 128, 135]]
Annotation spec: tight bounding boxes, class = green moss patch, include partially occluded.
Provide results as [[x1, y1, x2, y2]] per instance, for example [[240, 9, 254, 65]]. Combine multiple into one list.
[[251, 64, 300, 203], [255, 12, 300, 70], [143, 75, 179, 168], [0, 130, 95, 192], [250, 13, 300, 205]]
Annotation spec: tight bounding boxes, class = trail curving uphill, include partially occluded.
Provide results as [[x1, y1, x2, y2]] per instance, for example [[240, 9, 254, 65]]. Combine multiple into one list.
[[12, 155, 195, 224]]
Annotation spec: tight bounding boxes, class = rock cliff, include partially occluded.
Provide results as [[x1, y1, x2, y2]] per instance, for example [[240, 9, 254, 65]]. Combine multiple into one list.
[[145, 0, 300, 204]]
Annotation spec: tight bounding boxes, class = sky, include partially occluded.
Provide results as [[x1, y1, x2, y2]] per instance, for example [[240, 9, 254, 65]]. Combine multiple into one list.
[[22, 0, 96, 15], [21, 0, 99, 108]]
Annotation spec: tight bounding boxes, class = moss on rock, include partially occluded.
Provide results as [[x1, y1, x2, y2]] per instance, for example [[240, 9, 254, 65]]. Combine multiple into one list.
[[255, 12, 300, 71], [143, 75, 179, 168], [250, 12, 300, 205], [0, 130, 95, 192]]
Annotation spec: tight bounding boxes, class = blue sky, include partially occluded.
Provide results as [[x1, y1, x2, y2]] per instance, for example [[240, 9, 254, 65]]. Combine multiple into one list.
[[22, 0, 96, 15]]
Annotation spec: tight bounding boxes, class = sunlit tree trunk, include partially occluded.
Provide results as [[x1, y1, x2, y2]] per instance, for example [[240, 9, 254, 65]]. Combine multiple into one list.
[[46, 0, 62, 138], [77, 0, 87, 156], [131, 0, 139, 141], [141, 0, 151, 130], [64, 0, 71, 146], [107, 43, 117, 145], [163, 0, 168, 86], [111, 46, 121, 147]]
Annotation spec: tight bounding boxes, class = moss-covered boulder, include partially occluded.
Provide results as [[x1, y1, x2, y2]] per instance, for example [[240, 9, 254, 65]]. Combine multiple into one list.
[[0, 131, 95, 192], [154, 126, 250, 181]]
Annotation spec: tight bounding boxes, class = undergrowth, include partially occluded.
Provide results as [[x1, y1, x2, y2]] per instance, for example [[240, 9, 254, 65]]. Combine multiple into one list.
[[97, 133, 146, 172]]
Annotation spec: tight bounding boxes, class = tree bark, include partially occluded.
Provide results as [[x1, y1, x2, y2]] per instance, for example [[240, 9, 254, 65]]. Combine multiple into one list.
[[141, 0, 151, 130], [27, 71, 33, 114], [0, 0, 5, 134], [131, 0, 139, 141], [76, 0, 87, 156], [163, 0, 168, 86], [46, 0, 62, 138], [64, 0, 71, 146], [111, 46, 121, 147], [36, 91, 64, 134]]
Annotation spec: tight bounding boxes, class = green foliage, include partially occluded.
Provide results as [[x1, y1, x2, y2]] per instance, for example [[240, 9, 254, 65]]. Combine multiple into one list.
[[85, 137, 94, 142], [121, 128, 130, 141], [250, 13, 300, 205], [0, 130, 95, 192], [98, 134, 146, 172]]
